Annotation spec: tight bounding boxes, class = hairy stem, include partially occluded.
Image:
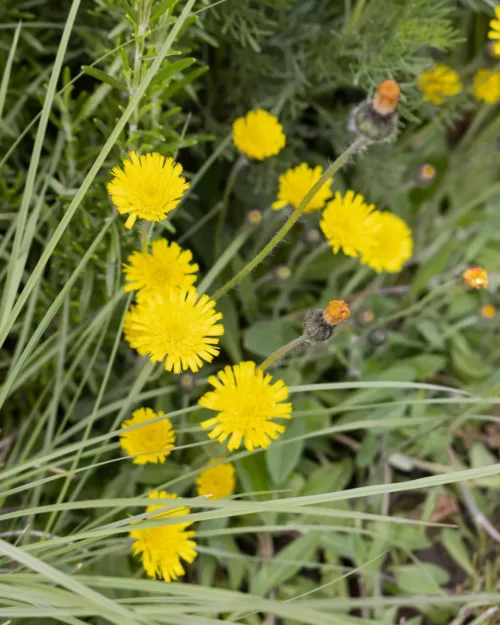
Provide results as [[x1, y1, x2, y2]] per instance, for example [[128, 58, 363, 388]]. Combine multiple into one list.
[[212, 136, 366, 301], [259, 335, 308, 371]]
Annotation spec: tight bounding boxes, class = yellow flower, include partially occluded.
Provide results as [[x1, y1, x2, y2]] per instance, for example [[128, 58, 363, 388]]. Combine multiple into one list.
[[473, 69, 500, 104], [418, 64, 462, 105], [196, 460, 236, 499], [123, 239, 198, 299], [107, 152, 189, 229], [320, 190, 378, 258], [120, 407, 175, 464], [462, 267, 488, 289], [481, 304, 496, 319], [323, 299, 350, 326], [272, 163, 333, 213], [130, 490, 196, 582], [488, 6, 500, 55], [123, 289, 224, 374], [233, 109, 285, 160], [199, 361, 292, 451], [361, 211, 413, 273]]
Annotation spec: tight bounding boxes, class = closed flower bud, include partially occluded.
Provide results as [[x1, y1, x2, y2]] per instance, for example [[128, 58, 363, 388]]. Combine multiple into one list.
[[179, 373, 196, 393], [481, 304, 496, 319], [303, 299, 350, 343], [247, 209, 263, 226], [368, 328, 388, 346], [275, 265, 292, 281], [352, 79, 400, 144], [416, 163, 436, 186], [359, 310, 375, 325], [462, 266, 488, 289], [303, 227, 322, 247]]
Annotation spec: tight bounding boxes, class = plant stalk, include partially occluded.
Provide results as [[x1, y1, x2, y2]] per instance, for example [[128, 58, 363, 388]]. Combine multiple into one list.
[[259, 335, 308, 371]]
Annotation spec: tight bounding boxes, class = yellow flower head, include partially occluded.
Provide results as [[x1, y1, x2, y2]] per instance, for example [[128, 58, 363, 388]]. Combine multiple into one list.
[[123, 289, 224, 374], [107, 152, 189, 229], [272, 163, 333, 213], [320, 190, 378, 258], [199, 361, 292, 451], [418, 64, 462, 105], [462, 266, 488, 289], [361, 211, 413, 273], [130, 490, 196, 582], [233, 109, 286, 160], [123, 239, 198, 299], [473, 69, 500, 104], [196, 460, 236, 499], [488, 6, 500, 54], [120, 407, 175, 464]]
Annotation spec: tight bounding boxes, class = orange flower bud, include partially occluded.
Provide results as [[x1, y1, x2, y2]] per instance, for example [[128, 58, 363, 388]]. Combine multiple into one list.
[[462, 267, 488, 289], [373, 80, 401, 115], [323, 299, 351, 325]]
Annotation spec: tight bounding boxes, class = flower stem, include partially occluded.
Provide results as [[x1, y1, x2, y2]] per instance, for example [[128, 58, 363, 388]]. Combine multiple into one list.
[[214, 154, 247, 259], [141, 221, 150, 253], [259, 335, 308, 371], [212, 136, 366, 301]]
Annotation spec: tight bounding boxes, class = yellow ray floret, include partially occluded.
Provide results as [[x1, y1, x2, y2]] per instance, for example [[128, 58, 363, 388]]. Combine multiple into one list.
[[107, 152, 189, 229], [233, 109, 286, 160], [417, 64, 462, 105], [273, 163, 333, 213], [130, 491, 196, 582], [199, 361, 292, 451], [124, 289, 224, 374]]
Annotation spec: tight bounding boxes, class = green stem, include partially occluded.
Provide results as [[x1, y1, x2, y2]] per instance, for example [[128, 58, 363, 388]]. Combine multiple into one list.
[[214, 154, 247, 259], [141, 221, 150, 252], [259, 335, 308, 371], [213, 136, 366, 301]]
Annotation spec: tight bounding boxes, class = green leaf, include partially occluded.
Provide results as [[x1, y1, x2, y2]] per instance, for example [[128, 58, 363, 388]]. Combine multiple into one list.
[[442, 529, 475, 576], [150, 57, 196, 86], [301, 459, 353, 497], [81, 66, 127, 92], [267, 416, 305, 486], [392, 562, 449, 594]]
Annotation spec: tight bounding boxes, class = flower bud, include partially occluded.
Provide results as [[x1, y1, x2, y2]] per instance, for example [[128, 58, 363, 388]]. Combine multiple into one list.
[[480, 304, 496, 319], [247, 209, 263, 226], [462, 266, 488, 289], [178, 373, 196, 393], [352, 79, 400, 144], [303, 227, 322, 247], [368, 328, 388, 346], [275, 265, 291, 281], [303, 299, 350, 342], [416, 163, 436, 186], [358, 310, 375, 325]]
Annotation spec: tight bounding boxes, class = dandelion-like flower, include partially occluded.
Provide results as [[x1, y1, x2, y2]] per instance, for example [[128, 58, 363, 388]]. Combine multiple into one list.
[[130, 490, 196, 582], [320, 190, 378, 258], [196, 460, 236, 499], [120, 407, 175, 464], [272, 163, 333, 213], [473, 69, 500, 104], [199, 361, 292, 451], [481, 304, 496, 319], [124, 289, 224, 374], [107, 152, 189, 229], [123, 239, 198, 299], [488, 6, 500, 56], [304, 299, 351, 342], [233, 109, 286, 160], [418, 65, 462, 105], [361, 211, 413, 273], [462, 267, 488, 289]]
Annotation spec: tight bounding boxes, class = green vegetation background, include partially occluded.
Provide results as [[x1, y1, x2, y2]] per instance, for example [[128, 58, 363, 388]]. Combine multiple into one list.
[[0, 1, 500, 624]]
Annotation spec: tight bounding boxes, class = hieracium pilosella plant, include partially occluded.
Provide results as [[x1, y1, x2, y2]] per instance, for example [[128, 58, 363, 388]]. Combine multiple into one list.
[[0, 1, 499, 622]]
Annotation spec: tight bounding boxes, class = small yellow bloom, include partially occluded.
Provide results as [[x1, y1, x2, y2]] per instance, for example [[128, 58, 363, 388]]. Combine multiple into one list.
[[123, 239, 198, 299], [462, 267, 488, 289], [481, 304, 496, 319], [107, 152, 189, 229], [473, 69, 500, 104], [488, 6, 500, 54], [196, 460, 236, 499], [272, 163, 333, 213], [361, 211, 413, 273], [233, 109, 286, 160], [418, 64, 462, 105], [124, 289, 224, 374], [320, 190, 378, 258], [120, 407, 175, 464], [130, 490, 197, 582], [199, 361, 292, 451]]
